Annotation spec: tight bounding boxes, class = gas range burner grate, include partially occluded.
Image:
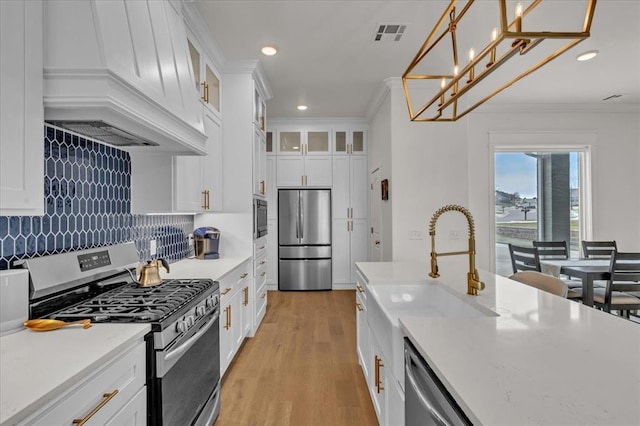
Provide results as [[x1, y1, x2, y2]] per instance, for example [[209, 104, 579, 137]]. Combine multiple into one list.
[[50, 279, 213, 323]]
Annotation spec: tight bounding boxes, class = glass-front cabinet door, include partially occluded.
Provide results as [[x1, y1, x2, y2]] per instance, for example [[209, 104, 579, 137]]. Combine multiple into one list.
[[266, 131, 274, 154], [186, 35, 221, 115], [306, 131, 330, 155], [278, 131, 302, 154], [333, 129, 366, 155]]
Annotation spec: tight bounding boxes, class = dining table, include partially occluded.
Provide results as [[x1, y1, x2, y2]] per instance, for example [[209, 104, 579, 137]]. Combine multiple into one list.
[[540, 259, 611, 307]]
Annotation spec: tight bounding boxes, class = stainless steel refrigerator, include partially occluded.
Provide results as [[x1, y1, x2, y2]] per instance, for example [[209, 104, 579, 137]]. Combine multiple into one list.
[[278, 189, 332, 291]]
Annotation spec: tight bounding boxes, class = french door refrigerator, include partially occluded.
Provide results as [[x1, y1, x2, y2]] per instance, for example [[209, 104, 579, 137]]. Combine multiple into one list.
[[278, 189, 332, 290]]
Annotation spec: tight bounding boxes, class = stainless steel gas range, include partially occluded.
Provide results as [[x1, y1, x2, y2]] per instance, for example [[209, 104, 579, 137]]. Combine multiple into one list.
[[19, 242, 220, 426]]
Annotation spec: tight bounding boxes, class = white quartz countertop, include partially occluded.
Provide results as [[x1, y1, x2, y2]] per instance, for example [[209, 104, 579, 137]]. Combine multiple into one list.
[[0, 323, 150, 426], [356, 261, 640, 425], [167, 256, 251, 281]]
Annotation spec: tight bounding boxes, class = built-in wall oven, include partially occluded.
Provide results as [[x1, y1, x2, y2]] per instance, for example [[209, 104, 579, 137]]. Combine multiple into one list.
[[254, 198, 268, 239], [20, 242, 221, 426]]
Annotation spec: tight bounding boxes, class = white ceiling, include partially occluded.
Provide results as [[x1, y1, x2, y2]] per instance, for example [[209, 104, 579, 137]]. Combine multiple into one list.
[[195, 1, 640, 120]]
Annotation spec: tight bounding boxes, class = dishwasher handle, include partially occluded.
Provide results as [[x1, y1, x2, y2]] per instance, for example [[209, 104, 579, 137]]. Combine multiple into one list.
[[405, 347, 450, 426], [404, 341, 471, 426]]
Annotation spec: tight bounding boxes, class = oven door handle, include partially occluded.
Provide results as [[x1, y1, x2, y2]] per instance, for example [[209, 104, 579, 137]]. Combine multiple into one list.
[[158, 310, 219, 377]]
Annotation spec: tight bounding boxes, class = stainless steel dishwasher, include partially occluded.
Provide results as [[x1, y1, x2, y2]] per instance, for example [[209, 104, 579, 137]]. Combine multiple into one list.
[[404, 338, 472, 426]]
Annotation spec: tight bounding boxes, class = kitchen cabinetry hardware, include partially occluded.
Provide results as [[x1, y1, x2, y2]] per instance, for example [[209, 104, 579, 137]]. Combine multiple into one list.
[[201, 81, 209, 103], [201, 190, 211, 210], [240, 272, 249, 279], [224, 306, 231, 329], [243, 287, 248, 306], [259, 245, 266, 250], [221, 287, 232, 296], [260, 271, 266, 277], [375, 356, 384, 393], [356, 284, 364, 293], [260, 180, 266, 195], [72, 389, 119, 425], [261, 292, 266, 299], [259, 260, 266, 265], [355, 302, 363, 312]]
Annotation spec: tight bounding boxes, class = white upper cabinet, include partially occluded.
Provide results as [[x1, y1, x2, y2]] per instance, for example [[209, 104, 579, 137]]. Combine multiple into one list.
[[277, 130, 331, 156], [43, 0, 206, 154], [0, 0, 44, 216], [187, 35, 221, 117], [334, 129, 367, 155]]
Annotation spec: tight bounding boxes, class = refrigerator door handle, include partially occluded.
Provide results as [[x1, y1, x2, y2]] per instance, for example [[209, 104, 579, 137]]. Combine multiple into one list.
[[299, 191, 304, 240], [295, 193, 300, 239]]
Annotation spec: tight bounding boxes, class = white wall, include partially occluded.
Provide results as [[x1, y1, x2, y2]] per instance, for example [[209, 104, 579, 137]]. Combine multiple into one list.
[[370, 80, 640, 270], [369, 85, 393, 260], [468, 109, 640, 270]]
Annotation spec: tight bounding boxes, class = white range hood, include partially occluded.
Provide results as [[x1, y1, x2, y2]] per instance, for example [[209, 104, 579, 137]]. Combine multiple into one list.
[[43, 0, 207, 155]]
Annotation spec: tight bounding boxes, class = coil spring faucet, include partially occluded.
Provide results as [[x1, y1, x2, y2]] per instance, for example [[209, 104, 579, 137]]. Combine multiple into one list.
[[428, 205, 485, 296]]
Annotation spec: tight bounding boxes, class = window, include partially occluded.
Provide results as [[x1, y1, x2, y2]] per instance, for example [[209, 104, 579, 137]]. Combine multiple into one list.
[[493, 148, 590, 276]]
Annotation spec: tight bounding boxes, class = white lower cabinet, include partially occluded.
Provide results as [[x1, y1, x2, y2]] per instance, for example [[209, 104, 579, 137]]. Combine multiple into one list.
[[22, 341, 146, 426], [219, 259, 252, 376], [357, 272, 405, 426], [333, 219, 369, 285], [252, 238, 268, 334], [266, 220, 278, 286]]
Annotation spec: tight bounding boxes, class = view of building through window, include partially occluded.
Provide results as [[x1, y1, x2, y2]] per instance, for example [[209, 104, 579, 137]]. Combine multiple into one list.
[[495, 151, 580, 276]]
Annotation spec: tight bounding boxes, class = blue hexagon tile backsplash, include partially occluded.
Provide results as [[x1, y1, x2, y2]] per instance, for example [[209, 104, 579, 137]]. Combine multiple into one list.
[[0, 125, 194, 269]]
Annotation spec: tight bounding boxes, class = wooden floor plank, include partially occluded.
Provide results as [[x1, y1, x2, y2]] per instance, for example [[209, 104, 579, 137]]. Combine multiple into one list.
[[215, 290, 378, 426]]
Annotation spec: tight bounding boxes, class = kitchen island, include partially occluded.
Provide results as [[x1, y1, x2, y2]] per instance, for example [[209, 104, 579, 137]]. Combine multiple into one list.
[[357, 261, 640, 425]]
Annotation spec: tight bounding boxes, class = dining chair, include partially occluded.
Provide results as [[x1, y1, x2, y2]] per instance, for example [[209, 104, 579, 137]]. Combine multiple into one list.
[[581, 240, 617, 259], [508, 244, 541, 273], [508, 244, 583, 301], [533, 240, 569, 260], [592, 252, 640, 318], [509, 271, 568, 298], [533, 240, 583, 289]]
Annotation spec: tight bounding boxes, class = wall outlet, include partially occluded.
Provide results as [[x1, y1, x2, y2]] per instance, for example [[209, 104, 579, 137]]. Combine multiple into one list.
[[188, 233, 194, 247], [408, 230, 424, 240], [150, 239, 157, 256], [449, 230, 461, 240]]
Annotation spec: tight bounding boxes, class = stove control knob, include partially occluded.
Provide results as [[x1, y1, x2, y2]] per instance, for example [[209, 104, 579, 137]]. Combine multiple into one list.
[[195, 306, 206, 317], [212, 294, 220, 306], [186, 315, 195, 327], [176, 320, 188, 333]]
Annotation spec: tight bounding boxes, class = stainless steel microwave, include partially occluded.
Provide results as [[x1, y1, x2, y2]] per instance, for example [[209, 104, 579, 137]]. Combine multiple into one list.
[[253, 198, 268, 239]]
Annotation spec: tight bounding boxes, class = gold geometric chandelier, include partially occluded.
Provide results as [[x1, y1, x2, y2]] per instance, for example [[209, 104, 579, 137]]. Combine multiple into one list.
[[402, 0, 596, 122]]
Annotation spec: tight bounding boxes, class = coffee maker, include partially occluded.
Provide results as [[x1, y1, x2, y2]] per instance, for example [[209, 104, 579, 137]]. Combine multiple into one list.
[[193, 227, 221, 259]]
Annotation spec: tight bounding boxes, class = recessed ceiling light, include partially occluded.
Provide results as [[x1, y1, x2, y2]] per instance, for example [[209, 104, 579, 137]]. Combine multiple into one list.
[[261, 45, 278, 56], [297, 105, 308, 111], [576, 50, 598, 61]]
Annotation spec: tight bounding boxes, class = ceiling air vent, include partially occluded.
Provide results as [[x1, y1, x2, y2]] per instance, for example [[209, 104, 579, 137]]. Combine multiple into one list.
[[374, 24, 407, 42], [602, 94, 623, 101]]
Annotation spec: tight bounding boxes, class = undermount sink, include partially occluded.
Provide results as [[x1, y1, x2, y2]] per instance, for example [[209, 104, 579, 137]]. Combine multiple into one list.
[[366, 282, 496, 390]]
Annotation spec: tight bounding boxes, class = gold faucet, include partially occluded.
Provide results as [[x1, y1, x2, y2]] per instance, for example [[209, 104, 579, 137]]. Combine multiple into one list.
[[428, 205, 485, 296]]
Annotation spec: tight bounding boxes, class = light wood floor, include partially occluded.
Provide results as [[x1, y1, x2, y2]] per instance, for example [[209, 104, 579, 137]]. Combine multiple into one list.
[[215, 290, 378, 426]]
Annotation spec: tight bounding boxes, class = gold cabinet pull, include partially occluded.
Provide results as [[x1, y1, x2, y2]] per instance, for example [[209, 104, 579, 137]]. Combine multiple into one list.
[[201, 190, 208, 209], [355, 302, 363, 312], [259, 260, 266, 265], [201, 81, 209, 103], [72, 389, 119, 425], [260, 180, 266, 195], [223, 305, 231, 329], [221, 287, 232, 296], [261, 292, 267, 299], [206, 190, 210, 210], [243, 287, 249, 306], [259, 245, 265, 250], [356, 284, 364, 293], [260, 271, 266, 277], [375, 356, 384, 393], [240, 272, 249, 279], [228, 305, 232, 328]]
